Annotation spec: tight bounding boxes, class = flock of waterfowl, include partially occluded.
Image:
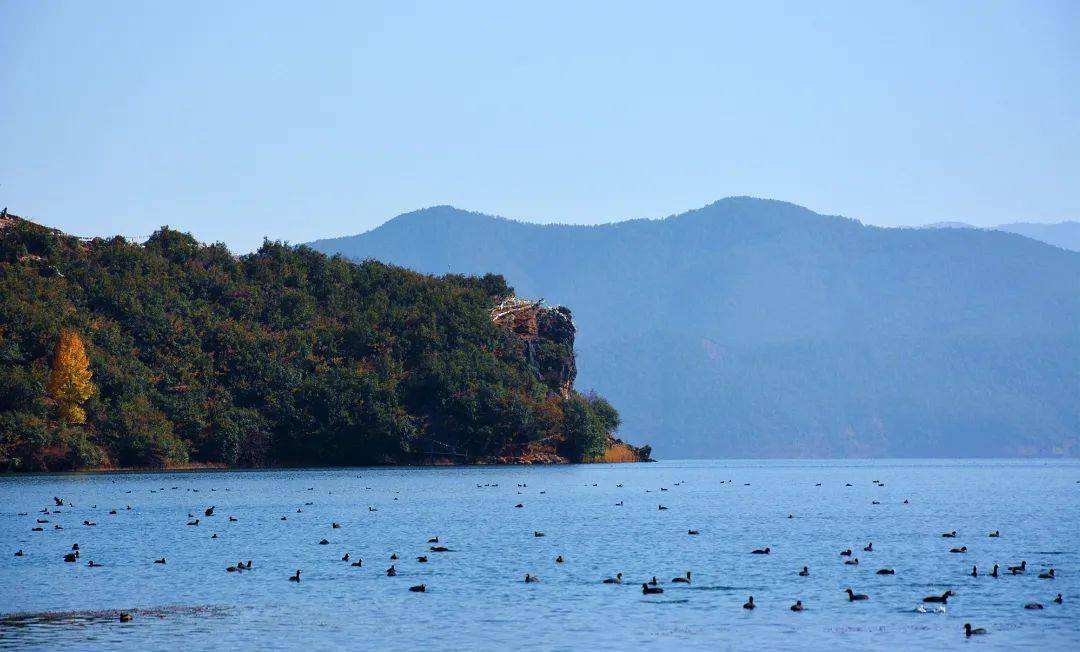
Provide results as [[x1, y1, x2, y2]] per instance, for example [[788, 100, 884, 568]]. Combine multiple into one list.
[[7, 475, 1072, 641]]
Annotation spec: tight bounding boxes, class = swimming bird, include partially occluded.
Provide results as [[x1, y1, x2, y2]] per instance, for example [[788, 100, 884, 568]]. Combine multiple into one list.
[[964, 624, 986, 637], [428, 536, 439, 543], [790, 600, 804, 612], [87, 560, 101, 567], [319, 539, 329, 545], [391, 553, 399, 559], [409, 584, 426, 592], [658, 505, 668, 510], [991, 564, 999, 577], [845, 589, 869, 601], [534, 531, 545, 537], [840, 549, 852, 557], [949, 546, 967, 553], [923, 591, 952, 603], [672, 572, 692, 584], [204, 506, 214, 516], [844, 558, 859, 565], [226, 564, 239, 572], [864, 542, 873, 551], [154, 558, 166, 564], [430, 546, 450, 552], [603, 573, 623, 584], [743, 596, 755, 609], [63, 552, 78, 562], [942, 531, 957, 538], [342, 553, 350, 562], [524, 574, 539, 583], [187, 519, 200, 526], [1054, 594, 1063, 604], [555, 555, 564, 563], [1009, 561, 1027, 574], [751, 547, 770, 555], [229, 516, 237, 522], [989, 530, 1000, 537], [876, 568, 895, 575], [1025, 602, 1043, 610], [799, 566, 809, 576], [971, 565, 978, 577], [417, 555, 428, 563], [386, 565, 397, 576], [332, 522, 340, 529], [119, 612, 133, 622], [351, 559, 363, 567], [642, 583, 663, 594], [688, 529, 699, 535], [289, 570, 301, 582], [1038, 569, 1055, 579], [648, 576, 660, 586], [15, 550, 24, 557]]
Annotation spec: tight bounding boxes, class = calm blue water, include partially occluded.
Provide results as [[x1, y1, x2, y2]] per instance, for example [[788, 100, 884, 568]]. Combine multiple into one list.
[[1, 460, 1077, 650]]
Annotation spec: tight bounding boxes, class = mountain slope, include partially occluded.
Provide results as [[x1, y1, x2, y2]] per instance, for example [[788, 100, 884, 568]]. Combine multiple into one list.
[[309, 198, 1080, 458], [921, 220, 1080, 252]]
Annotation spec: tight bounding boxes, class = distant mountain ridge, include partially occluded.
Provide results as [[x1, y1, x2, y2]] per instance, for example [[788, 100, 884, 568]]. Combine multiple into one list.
[[309, 198, 1080, 458], [921, 220, 1080, 252]]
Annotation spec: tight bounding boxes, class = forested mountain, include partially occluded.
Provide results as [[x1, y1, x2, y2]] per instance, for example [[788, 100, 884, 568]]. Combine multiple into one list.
[[309, 198, 1080, 458], [923, 220, 1080, 252], [0, 214, 641, 471]]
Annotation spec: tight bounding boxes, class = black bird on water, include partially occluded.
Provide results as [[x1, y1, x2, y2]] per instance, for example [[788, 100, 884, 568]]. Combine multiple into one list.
[[524, 574, 539, 583], [1009, 561, 1027, 574], [642, 583, 663, 594], [876, 568, 895, 575], [1038, 568, 1055, 579], [1054, 594, 1063, 604], [204, 506, 215, 517], [845, 589, 869, 601], [417, 556, 428, 563], [672, 572, 691, 584], [798, 566, 809, 576], [409, 584, 426, 592], [923, 591, 953, 603], [942, 531, 957, 538], [790, 600, 804, 612], [603, 573, 623, 584], [949, 546, 967, 553], [964, 624, 986, 637], [743, 596, 755, 609], [154, 558, 166, 564], [844, 558, 859, 566], [386, 565, 397, 576], [840, 549, 852, 557], [989, 530, 1000, 537], [289, 570, 301, 582], [555, 555, 564, 563], [991, 564, 999, 577], [751, 547, 770, 555], [971, 565, 978, 577]]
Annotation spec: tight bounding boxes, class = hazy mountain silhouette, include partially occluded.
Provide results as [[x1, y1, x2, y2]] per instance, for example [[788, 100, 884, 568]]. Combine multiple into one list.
[[309, 198, 1080, 458], [922, 220, 1080, 252]]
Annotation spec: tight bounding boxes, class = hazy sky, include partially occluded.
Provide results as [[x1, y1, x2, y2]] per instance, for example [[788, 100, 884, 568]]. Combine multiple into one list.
[[2, 1, 1078, 252]]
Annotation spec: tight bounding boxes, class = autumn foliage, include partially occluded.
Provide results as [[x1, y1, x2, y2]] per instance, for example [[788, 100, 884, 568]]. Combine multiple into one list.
[[46, 330, 95, 424]]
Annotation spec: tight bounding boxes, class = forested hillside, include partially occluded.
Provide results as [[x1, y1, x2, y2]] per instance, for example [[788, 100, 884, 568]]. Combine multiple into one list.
[[0, 215, 637, 471]]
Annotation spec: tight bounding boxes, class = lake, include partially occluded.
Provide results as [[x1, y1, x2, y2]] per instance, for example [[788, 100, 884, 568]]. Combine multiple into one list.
[[1, 459, 1077, 650]]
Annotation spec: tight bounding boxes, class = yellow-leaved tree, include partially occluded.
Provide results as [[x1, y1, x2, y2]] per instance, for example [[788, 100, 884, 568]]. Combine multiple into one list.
[[47, 330, 96, 424]]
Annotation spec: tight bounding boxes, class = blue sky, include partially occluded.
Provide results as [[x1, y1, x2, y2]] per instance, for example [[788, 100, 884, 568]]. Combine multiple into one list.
[[2, 0, 1077, 252]]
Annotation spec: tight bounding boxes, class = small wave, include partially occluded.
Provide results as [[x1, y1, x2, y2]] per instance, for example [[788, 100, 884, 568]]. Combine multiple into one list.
[[0, 605, 231, 628]]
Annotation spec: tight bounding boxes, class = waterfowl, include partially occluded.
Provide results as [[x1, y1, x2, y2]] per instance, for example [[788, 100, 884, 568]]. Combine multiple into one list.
[[280, 516, 287, 521], [391, 553, 399, 559], [658, 505, 668, 510], [332, 522, 340, 529], [428, 536, 439, 543], [417, 556, 428, 563], [187, 519, 200, 526], [1025, 602, 1043, 610], [845, 589, 869, 601], [524, 574, 539, 583], [672, 572, 692, 584], [642, 583, 663, 594], [790, 600, 803, 612], [971, 565, 978, 577], [1009, 561, 1027, 574], [109, 510, 117, 515], [211, 533, 219, 539], [991, 564, 999, 577], [204, 506, 214, 517], [964, 623, 986, 637], [942, 531, 957, 538], [751, 547, 770, 555], [87, 560, 101, 567], [989, 530, 1000, 537], [743, 596, 755, 609], [386, 565, 397, 576], [318, 539, 329, 545], [688, 529, 699, 535], [226, 564, 239, 572], [840, 549, 852, 557], [154, 558, 166, 564], [430, 546, 450, 552], [243, 561, 252, 569], [923, 591, 953, 603], [534, 531, 545, 537], [409, 584, 426, 592], [950, 546, 967, 553], [228, 516, 237, 522], [555, 555, 564, 563], [876, 568, 895, 575], [603, 573, 623, 584], [615, 501, 623, 506], [1038, 569, 1055, 579], [342, 553, 350, 562], [119, 612, 133, 622], [798, 566, 809, 576], [1054, 594, 1063, 604], [351, 559, 363, 567], [864, 543, 873, 551], [63, 552, 78, 562], [289, 569, 301, 582], [648, 576, 660, 586], [844, 558, 859, 565], [369, 507, 378, 512]]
